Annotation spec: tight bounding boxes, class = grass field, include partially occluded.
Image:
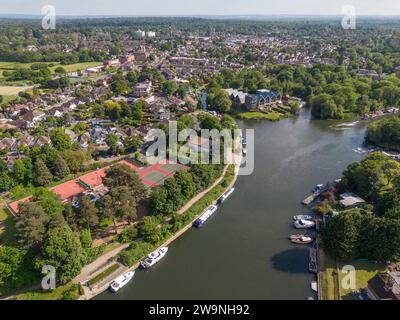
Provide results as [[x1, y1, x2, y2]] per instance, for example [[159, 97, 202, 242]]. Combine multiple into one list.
[[15, 283, 80, 300], [319, 251, 339, 300], [0, 61, 102, 79], [237, 111, 284, 121], [337, 261, 386, 300], [0, 85, 33, 96]]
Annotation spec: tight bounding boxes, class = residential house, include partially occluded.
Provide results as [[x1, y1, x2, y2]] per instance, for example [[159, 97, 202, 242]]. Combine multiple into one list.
[[35, 136, 51, 147], [0, 137, 17, 150], [339, 193, 366, 209], [366, 272, 400, 300], [245, 89, 279, 111], [133, 81, 152, 98]]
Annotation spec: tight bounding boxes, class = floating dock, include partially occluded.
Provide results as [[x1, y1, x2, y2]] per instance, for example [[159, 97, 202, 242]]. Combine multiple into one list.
[[302, 192, 320, 206]]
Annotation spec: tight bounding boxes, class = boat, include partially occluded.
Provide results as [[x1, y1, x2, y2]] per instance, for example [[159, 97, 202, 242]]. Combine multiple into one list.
[[293, 214, 313, 221], [312, 184, 324, 194], [291, 236, 314, 245], [294, 219, 315, 229], [193, 205, 218, 228], [311, 281, 318, 293], [242, 147, 247, 155], [140, 247, 168, 269], [109, 271, 135, 292], [217, 188, 235, 204], [289, 234, 306, 240]]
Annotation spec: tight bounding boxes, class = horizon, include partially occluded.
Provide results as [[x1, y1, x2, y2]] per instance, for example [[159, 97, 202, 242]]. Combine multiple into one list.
[[1, 0, 399, 16]]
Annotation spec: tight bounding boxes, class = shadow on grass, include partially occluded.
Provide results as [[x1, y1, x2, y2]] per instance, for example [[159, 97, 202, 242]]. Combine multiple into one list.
[[270, 247, 310, 274]]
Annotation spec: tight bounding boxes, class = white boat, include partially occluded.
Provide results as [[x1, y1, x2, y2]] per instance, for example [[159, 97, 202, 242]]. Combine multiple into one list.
[[291, 236, 314, 245], [193, 205, 218, 228], [294, 219, 315, 229], [242, 147, 247, 155], [311, 281, 318, 293], [141, 247, 168, 269], [217, 188, 235, 204], [293, 215, 313, 221], [109, 271, 135, 292]]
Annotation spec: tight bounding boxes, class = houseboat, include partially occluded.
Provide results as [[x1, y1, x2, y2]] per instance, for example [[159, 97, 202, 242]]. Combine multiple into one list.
[[217, 188, 235, 204], [193, 205, 218, 228]]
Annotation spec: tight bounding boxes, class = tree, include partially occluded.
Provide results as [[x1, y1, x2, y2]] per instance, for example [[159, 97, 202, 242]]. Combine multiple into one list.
[[50, 128, 71, 151], [310, 93, 340, 119], [52, 155, 70, 179], [34, 158, 53, 186], [102, 186, 137, 233], [79, 195, 99, 230], [162, 80, 177, 97], [136, 216, 162, 244], [79, 229, 93, 249], [32, 187, 64, 216], [38, 225, 86, 284], [103, 164, 147, 201], [211, 90, 232, 113], [124, 135, 143, 153], [16, 202, 49, 249], [198, 113, 222, 131], [0, 246, 26, 287], [322, 210, 365, 261], [54, 66, 66, 74], [106, 132, 120, 155], [61, 149, 90, 173]]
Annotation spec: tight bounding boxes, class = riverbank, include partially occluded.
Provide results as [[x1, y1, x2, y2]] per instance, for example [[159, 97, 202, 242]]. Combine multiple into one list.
[[79, 161, 241, 300]]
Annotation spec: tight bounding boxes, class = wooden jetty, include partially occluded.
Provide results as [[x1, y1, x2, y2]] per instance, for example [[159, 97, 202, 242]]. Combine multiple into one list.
[[302, 192, 320, 206], [309, 247, 318, 274]]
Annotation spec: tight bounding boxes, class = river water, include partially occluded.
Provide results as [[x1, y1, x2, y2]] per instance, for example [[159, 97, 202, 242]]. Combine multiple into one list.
[[96, 109, 366, 300]]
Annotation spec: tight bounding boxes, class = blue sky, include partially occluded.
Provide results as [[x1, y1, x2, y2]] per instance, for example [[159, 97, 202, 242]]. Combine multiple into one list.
[[0, 0, 399, 16]]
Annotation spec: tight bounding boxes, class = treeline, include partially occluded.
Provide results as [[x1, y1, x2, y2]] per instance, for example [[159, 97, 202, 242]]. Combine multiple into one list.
[[0, 163, 147, 293], [206, 64, 400, 119], [322, 152, 400, 262], [0, 47, 105, 64], [150, 164, 225, 216], [366, 116, 400, 151], [0, 128, 90, 192]]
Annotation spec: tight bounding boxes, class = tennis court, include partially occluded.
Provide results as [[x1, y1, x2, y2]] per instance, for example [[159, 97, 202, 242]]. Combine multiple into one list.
[[138, 161, 189, 187]]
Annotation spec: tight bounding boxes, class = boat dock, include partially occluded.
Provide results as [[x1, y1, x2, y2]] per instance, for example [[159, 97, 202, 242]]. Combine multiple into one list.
[[302, 192, 320, 206], [309, 247, 318, 274]]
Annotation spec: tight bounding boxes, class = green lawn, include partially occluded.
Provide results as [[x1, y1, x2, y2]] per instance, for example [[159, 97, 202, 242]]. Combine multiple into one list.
[[337, 261, 387, 300], [237, 111, 283, 121], [15, 282, 80, 300], [0, 207, 9, 222], [88, 263, 120, 287], [319, 251, 339, 300]]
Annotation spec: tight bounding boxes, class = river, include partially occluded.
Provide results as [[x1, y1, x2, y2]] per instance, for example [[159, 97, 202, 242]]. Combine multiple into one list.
[[96, 109, 366, 300]]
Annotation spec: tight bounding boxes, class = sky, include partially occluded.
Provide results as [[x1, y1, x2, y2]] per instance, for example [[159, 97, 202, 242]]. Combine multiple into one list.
[[0, 0, 399, 16]]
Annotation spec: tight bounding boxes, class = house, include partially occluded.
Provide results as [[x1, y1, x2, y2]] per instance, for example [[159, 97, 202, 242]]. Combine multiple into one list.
[[339, 193, 366, 209], [245, 89, 279, 111], [47, 106, 64, 118], [35, 136, 51, 147], [366, 272, 400, 300], [133, 81, 152, 98], [103, 59, 121, 68], [78, 133, 91, 149], [17, 135, 35, 148], [65, 129, 78, 142], [0, 137, 17, 150], [225, 88, 247, 107]]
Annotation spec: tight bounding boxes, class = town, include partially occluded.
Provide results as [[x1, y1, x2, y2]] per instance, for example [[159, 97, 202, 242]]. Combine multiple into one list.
[[0, 11, 400, 303]]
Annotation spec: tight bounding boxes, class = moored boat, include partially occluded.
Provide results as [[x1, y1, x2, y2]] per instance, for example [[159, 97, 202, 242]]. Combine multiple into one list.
[[193, 205, 218, 228], [140, 247, 168, 269], [311, 281, 318, 293], [293, 214, 313, 221], [294, 219, 315, 229], [291, 236, 314, 245], [109, 271, 135, 292], [217, 188, 235, 205]]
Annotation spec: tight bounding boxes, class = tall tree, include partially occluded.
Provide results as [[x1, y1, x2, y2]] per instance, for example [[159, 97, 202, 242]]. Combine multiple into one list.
[[16, 202, 49, 249], [79, 195, 99, 230], [52, 155, 70, 179], [34, 159, 53, 187]]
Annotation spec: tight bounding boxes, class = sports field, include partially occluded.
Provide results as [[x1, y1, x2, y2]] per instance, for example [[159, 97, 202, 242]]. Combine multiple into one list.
[[139, 161, 189, 187]]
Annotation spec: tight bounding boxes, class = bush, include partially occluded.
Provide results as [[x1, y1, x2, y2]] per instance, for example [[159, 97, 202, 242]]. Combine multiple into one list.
[[119, 242, 154, 267], [117, 226, 138, 243]]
